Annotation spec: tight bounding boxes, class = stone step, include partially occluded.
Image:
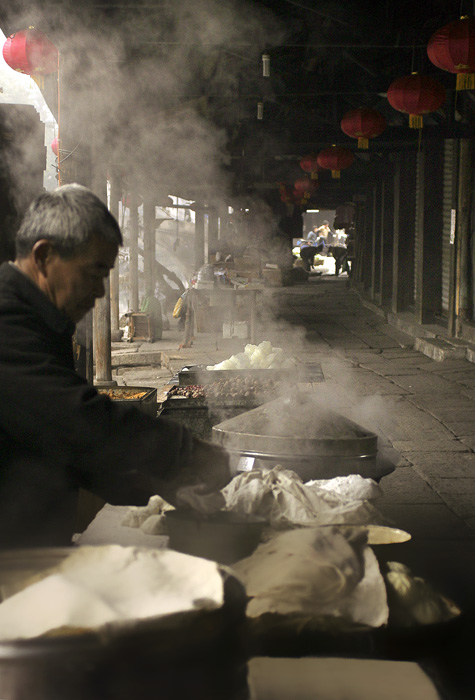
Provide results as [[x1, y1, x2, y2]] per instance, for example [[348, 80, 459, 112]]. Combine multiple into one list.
[[386, 312, 438, 339], [414, 336, 467, 362], [111, 351, 163, 367]]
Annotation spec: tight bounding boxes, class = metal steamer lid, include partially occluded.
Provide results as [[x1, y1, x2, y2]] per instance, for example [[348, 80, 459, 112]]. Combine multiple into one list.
[[212, 396, 378, 459]]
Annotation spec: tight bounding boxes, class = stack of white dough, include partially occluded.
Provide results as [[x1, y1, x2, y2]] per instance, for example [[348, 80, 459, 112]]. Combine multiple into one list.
[[206, 341, 296, 370]]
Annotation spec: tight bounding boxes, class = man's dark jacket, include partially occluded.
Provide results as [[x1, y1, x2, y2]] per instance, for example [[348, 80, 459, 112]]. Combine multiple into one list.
[[0, 263, 193, 547]]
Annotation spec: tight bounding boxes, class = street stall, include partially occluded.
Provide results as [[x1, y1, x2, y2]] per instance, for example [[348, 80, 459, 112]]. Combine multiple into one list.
[[0, 362, 468, 700], [0, 483, 465, 700], [191, 287, 262, 343], [158, 341, 324, 440]]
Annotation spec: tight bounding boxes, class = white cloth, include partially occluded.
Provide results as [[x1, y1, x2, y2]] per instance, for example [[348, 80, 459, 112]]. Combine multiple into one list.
[[0, 545, 225, 640], [222, 467, 386, 529]]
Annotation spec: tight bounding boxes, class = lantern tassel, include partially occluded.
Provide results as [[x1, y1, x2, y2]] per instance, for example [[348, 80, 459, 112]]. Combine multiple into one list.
[[331, 170, 341, 179], [32, 73, 44, 91], [310, 171, 318, 180], [409, 114, 423, 129], [456, 73, 475, 90], [357, 137, 369, 149]]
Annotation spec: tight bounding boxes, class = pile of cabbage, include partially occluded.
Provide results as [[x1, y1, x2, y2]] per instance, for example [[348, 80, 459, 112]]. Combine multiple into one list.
[[206, 341, 296, 370]]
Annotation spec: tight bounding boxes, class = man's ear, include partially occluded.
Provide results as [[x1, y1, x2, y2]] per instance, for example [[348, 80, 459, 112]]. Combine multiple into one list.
[[32, 239, 55, 275]]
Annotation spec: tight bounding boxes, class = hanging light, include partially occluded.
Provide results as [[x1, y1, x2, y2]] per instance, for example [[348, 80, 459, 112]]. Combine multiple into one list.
[[262, 53, 270, 77], [257, 101, 264, 120]]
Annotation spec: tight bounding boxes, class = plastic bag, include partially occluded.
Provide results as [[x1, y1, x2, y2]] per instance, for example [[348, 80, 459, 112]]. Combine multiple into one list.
[[172, 291, 188, 319]]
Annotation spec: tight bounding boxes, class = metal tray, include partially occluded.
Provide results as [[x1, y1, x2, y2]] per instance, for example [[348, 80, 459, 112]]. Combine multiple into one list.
[[177, 364, 324, 386], [97, 386, 157, 417]]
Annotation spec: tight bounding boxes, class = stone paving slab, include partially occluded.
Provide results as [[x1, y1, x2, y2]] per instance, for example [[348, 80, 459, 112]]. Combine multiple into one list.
[[409, 452, 475, 478], [386, 410, 454, 432], [378, 325, 414, 347], [354, 333, 401, 349], [428, 477, 475, 495], [357, 363, 422, 377], [344, 350, 384, 361], [327, 340, 372, 349], [437, 493, 475, 520], [459, 435, 475, 451], [406, 393, 475, 410], [439, 421, 475, 437], [376, 349, 433, 362], [389, 373, 463, 394], [434, 370, 475, 389], [392, 439, 470, 453], [428, 408, 475, 422], [377, 467, 444, 504], [419, 359, 475, 374]]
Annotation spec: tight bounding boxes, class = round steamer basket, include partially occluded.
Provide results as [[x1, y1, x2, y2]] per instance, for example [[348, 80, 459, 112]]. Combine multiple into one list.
[[212, 396, 393, 482]]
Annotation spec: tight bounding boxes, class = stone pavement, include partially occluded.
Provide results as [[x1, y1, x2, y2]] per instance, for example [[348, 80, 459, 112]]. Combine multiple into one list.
[[111, 275, 475, 611]]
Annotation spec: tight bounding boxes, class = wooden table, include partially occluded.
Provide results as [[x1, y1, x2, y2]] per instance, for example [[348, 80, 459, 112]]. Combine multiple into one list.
[[191, 287, 263, 343]]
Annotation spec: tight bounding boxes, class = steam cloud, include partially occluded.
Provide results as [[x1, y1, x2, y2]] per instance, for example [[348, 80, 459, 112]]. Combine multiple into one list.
[[7, 0, 285, 200]]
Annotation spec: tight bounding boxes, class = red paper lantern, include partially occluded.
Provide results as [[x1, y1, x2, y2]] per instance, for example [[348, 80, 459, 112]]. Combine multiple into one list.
[[340, 108, 386, 149], [51, 137, 59, 156], [2, 28, 58, 76], [299, 154, 320, 179], [293, 177, 317, 207], [427, 16, 475, 91], [294, 177, 317, 193], [317, 145, 354, 179], [387, 72, 446, 129]]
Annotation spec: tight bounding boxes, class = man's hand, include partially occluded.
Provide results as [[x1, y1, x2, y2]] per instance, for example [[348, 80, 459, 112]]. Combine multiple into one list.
[[173, 438, 231, 514], [158, 437, 231, 512], [189, 437, 231, 492]]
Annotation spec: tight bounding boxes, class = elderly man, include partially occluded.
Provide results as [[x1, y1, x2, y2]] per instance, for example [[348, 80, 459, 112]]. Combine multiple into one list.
[[0, 184, 230, 548]]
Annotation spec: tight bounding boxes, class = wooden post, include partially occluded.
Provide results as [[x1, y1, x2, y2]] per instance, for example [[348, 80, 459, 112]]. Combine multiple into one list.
[[109, 174, 120, 334], [143, 194, 156, 295], [129, 193, 139, 311], [447, 141, 459, 337], [455, 138, 473, 334], [414, 139, 444, 324], [74, 311, 93, 383], [194, 204, 205, 271], [92, 168, 114, 385], [208, 205, 219, 260], [380, 173, 394, 306], [392, 152, 416, 312], [370, 185, 380, 301]]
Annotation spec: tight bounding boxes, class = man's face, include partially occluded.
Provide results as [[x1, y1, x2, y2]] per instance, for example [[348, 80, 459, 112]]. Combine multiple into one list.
[[45, 235, 118, 323]]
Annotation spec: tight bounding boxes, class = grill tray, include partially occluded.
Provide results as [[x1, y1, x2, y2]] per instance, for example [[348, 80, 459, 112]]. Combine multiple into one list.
[[177, 364, 324, 386]]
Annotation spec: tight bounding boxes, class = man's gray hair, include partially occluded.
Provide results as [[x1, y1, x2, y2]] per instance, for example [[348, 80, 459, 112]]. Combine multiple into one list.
[[15, 184, 123, 259]]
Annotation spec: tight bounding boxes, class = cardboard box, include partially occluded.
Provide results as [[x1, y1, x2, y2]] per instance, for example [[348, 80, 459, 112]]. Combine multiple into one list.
[[234, 321, 249, 338], [235, 256, 261, 271], [262, 268, 283, 286]]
